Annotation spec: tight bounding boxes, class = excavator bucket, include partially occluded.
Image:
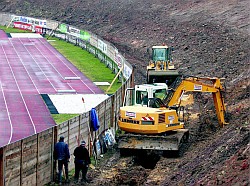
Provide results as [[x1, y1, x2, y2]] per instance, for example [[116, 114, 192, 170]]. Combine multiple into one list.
[[118, 129, 189, 151]]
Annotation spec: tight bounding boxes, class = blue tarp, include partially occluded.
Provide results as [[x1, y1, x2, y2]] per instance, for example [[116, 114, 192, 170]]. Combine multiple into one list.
[[91, 108, 100, 131]]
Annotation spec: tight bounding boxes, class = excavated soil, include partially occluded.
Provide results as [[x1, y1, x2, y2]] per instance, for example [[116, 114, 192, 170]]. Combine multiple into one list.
[[0, 0, 249, 185]]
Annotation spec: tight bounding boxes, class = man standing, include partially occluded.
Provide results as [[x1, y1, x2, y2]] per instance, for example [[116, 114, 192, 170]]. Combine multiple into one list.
[[74, 140, 91, 183], [54, 136, 70, 185]]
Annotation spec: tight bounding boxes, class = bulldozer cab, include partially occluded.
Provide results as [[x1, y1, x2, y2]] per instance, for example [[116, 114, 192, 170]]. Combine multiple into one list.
[[147, 45, 180, 86], [150, 46, 172, 68], [123, 83, 168, 107], [152, 47, 169, 62]]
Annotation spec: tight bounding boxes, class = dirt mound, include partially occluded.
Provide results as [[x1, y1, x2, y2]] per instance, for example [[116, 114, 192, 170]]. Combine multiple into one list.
[[0, 0, 249, 185]]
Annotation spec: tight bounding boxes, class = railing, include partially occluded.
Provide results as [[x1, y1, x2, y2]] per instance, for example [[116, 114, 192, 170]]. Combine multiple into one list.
[[0, 12, 133, 186]]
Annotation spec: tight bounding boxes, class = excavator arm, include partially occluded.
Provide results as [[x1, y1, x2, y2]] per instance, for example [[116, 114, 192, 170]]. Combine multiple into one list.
[[167, 77, 227, 127]]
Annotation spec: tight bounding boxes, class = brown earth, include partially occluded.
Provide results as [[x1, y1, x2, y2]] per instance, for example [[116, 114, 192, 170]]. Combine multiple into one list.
[[0, 0, 249, 185]]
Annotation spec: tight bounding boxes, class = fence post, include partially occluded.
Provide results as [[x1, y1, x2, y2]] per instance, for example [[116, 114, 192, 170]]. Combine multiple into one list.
[[20, 140, 24, 186], [52, 126, 58, 182], [104, 99, 106, 130], [111, 95, 115, 128], [0, 147, 4, 186], [67, 120, 70, 146], [36, 133, 40, 186], [78, 115, 81, 146], [115, 94, 118, 131]]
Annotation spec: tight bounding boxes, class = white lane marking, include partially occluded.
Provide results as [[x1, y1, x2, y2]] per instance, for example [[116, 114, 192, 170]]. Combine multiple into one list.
[[10, 39, 40, 94], [57, 89, 76, 93], [64, 77, 81, 80], [31, 38, 75, 91], [0, 82, 13, 144], [38, 38, 96, 93], [2, 40, 37, 136], [19, 38, 57, 92]]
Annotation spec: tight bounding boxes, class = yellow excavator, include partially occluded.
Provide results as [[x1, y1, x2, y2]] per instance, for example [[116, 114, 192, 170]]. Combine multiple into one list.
[[118, 76, 227, 154], [147, 45, 180, 86]]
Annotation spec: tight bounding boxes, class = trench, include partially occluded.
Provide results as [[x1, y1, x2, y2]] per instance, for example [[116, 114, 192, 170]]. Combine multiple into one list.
[[133, 151, 161, 169]]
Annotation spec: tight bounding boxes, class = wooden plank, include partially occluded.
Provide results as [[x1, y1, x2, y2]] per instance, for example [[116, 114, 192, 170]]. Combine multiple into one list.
[[22, 136, 37, 185], [5, 142, 21, 186], [20, 140, 23, 186], [52, 126, 57, 182], [36, 133, 39, 186], [37, 165, 52, 185], [22, 172, 37, 186], [58, 122, 69, 136], [69, 116, 78, 124], [0, 148, 4, 186], [37, 129, 53, 185]]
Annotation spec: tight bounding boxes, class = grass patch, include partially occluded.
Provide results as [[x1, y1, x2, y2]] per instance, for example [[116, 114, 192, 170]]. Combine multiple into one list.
[[52, 114, 79, 124], [48, 37, 122, 94], [0, 25, 30, 33]]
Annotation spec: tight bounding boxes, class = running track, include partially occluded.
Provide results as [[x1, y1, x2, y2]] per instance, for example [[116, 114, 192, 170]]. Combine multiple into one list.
[[0, 30, 103, 147]]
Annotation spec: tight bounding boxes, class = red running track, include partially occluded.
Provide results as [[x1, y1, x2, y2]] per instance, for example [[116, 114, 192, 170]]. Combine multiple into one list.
[[0, 31, 104, 147]]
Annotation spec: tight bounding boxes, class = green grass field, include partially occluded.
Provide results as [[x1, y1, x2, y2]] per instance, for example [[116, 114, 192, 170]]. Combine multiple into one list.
[[48, 37, 121, 93], [51, 114, 79, 124], [0, 25, 30, 33]]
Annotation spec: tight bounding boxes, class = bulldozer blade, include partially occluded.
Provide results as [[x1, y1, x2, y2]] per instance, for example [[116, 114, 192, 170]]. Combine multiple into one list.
[[147, 70, 180, 85], [148, 70, 179, 76]]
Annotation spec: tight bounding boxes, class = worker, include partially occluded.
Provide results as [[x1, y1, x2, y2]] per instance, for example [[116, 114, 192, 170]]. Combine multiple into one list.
[[53, 136, 70, 185], [74, 140, 91, 183]]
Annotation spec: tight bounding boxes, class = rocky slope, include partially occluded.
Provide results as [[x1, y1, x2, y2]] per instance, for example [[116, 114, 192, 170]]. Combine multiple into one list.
[[0, 0, 249, 185]]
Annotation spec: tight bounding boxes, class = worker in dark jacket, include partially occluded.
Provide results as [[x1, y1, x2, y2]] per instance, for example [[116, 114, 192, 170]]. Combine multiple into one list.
[[74, 140, 91, 183], [54, 136, 70, 185]]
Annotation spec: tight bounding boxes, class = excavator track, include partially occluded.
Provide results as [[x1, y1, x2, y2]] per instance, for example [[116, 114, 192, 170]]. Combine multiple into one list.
[[118, 129, 189, 151]]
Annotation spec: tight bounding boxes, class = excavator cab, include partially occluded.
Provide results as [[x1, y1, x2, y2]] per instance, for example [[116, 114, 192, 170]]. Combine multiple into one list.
[[147, 46, 180, 86], [122, 83, 168, 107]]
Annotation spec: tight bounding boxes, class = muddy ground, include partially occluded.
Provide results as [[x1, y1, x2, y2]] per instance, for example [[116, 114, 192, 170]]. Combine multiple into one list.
[[0, 0, 249, 185]]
